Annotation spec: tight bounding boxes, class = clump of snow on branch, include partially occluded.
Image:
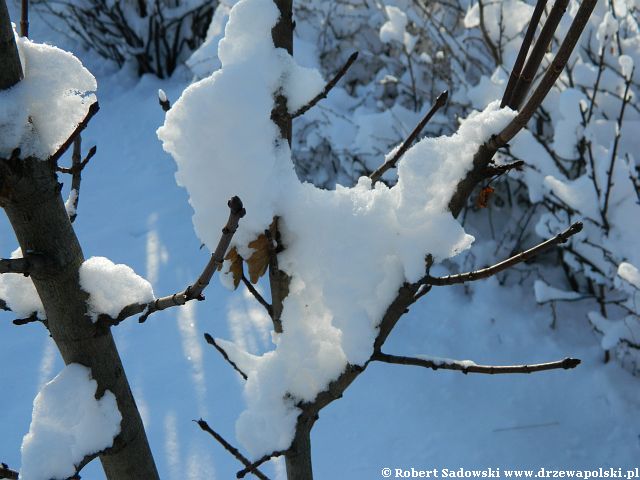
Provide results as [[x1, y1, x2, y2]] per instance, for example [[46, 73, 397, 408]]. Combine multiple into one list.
[[19, 364, 121, 480], [161, 0, 516, 458], [0, 248, 44, 319], [0, 30, 96, 159], [79, 256, 154, 320]]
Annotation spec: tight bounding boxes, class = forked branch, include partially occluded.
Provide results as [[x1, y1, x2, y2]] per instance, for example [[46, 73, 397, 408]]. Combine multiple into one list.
[[47, 102, 100, 165], [371, 351, 581, 374], [422, 222, 582, 286], [292, 51, 358, 118], [99, 197, 245, 326], [194, 419, 271, 480], [369, 90, 449, 184]]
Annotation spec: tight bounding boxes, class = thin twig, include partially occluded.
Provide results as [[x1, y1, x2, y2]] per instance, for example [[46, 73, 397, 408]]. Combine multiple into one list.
[[47, 102, 99, 165], [241, 273, 273, 316], [369, 90, 449, 184], [203, 333, 248, 380], [100, 197, 245, 326], [0, 462, 18, 480], [292, 51, 358, 118], [236, 449, 288, 479], [422, 222, 583, 286], [194, 419, 271, 480], [371, 351, 581, 374], [501, 0, 547, 107]]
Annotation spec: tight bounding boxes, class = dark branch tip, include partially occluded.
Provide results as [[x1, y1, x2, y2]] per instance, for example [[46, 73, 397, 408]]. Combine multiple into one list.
[[563, 358, 581, 369], [228, 196, 245, 217], [436, 89, 449, 106]]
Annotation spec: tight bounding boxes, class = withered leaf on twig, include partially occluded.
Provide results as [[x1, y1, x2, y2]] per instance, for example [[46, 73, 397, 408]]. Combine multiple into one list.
[[246, 234, 270, 284], [477, 185, 495, 209]]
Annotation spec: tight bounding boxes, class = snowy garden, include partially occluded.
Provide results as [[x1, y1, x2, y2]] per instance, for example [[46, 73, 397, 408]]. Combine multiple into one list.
[[0, 0, 638, 479]]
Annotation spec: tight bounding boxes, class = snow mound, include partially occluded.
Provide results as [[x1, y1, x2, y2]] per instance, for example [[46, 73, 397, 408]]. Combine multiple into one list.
[[79, 256, 154, 320], [159, 0, 516, 458], [20, 364, 121, 480], [0, 248, 44, 319], [0, 30, 96, 159]]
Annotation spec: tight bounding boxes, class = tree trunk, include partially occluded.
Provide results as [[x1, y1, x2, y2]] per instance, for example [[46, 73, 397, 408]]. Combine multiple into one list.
[[284, 415, 314, 480], [0, 4, 159, 478]]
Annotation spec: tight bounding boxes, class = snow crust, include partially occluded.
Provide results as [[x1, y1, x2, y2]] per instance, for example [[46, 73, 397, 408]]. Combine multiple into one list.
[[0, 248, 45, 319], [0, 31, 96, 159], [79, 256, 154, 319], [159, 0, 515, 458], [19, 364, 121, 480], [534, 280, 582, 303]]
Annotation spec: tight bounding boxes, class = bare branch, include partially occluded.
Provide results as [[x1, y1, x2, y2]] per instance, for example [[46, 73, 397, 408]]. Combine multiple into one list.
[[501, 0, 548, 108], [292, 51, 358, 118], [0, 462, 18, 480], [100, 196, 246, 326], [507, 0, 569, 109], [236, 449, 287, 479], [241, 273, 272, 316], [203, 333, 248, 380], [47, 102, 100, 165], [20, 0, 28, 37], [369, 90, 449, 184], [371, 351, 581, 374], [0, 257, 31, 274], [0, 253, 48, 276], [194, 419, 271, 480], [422, 222, 582, 286], [12, 312, 43, 326]]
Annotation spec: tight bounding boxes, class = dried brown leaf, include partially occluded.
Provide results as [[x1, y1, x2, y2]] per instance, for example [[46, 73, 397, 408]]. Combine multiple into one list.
[[477, 185, 495, 209], [247, 234, 270, 284]]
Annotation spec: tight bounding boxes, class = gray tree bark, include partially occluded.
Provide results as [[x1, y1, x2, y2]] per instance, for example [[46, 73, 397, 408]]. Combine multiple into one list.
[[0, 2, 159, 478]]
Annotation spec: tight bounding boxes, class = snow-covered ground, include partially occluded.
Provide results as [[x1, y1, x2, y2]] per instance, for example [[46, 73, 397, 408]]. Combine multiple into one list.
[[0, 4, 639, 479]]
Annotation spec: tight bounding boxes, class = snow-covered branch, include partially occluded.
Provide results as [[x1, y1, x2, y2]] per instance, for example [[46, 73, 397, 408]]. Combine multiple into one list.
[[101, 196, 245, 326], [371, 351, 581, 374], [194, 419, 271, 480], [422, 222, 583, 286]]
